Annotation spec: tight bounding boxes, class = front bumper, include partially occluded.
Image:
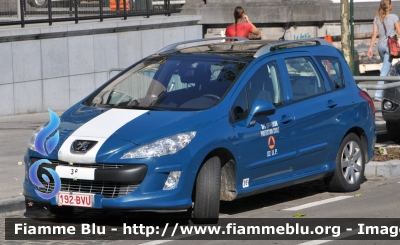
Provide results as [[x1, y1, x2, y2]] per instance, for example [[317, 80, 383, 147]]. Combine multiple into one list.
[[382, 89, 400, 122], [23, 155, 193, 210]]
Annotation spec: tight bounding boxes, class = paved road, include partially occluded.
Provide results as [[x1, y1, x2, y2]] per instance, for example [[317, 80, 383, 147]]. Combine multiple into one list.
[[1, 175, 400, 244]]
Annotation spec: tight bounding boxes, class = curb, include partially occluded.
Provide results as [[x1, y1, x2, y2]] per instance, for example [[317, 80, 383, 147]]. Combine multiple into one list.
[[365, 160, 400, 178], [0, 196, 25, 214]]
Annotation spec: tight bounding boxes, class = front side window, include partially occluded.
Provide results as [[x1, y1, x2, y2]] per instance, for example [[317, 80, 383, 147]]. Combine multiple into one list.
[[285, 57, 325, 101], [231, 61, 283, 122], [88, 56, 247, 110]]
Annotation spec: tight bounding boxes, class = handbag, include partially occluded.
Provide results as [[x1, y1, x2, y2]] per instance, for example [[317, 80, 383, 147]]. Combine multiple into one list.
[[383, 20, 400, 57]]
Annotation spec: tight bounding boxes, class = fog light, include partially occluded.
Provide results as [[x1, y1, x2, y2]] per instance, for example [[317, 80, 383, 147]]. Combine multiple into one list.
[[384, 101, 393, 111], [163, 171, 181, 190]]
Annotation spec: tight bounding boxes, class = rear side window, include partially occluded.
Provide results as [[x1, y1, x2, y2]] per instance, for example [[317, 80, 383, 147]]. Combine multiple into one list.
[[316, 57, 344, 89], [285, 57, 325, 101], [231, 61, 283, 123]]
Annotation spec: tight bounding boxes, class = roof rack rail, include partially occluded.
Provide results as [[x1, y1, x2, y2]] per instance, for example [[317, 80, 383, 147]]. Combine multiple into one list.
[[156, 37, 248, 54], [253, 39, 332, 58]]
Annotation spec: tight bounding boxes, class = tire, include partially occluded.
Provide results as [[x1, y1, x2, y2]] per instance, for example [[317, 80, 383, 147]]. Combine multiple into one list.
[[47, 205, 74, 215], [386, 121, 400, 143], [191, 156, 221, 224], [325, 133, 365, 192], [29, 0, 48, 8]]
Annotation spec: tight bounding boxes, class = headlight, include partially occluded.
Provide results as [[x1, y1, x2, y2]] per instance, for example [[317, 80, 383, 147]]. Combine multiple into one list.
[[27, 124, 45, 152], [384, 101, 393, 111], [121, 132, 196, 159]]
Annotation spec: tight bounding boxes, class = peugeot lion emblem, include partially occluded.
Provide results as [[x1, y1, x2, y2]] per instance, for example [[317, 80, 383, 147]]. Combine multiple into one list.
[[71, 140, 97, 154]]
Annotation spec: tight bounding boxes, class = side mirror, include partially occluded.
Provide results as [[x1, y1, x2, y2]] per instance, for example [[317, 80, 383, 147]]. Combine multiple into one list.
[[246, 100, 276, 127]]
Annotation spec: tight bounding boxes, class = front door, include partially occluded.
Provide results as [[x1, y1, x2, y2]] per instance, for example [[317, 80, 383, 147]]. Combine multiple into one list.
[[231, 60, 296, 191]]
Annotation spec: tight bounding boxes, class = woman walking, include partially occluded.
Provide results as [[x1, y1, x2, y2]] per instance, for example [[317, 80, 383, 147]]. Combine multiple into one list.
[[368, 0, 400, 101], [225, 6, 259, 38]]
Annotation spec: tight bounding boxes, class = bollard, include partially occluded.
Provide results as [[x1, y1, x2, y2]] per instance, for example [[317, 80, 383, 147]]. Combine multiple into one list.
[[17, 0, 21, 20]]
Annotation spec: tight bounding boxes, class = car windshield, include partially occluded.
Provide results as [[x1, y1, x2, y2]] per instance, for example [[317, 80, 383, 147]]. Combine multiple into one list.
[[89, 56, 247, 110]]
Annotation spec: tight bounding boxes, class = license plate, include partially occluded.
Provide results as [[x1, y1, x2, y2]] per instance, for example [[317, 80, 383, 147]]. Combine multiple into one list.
[[57, 192, 94, 207], [55, 166, 95, 180]]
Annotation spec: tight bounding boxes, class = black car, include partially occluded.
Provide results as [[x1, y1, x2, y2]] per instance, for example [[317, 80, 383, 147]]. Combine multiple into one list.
[[383, 62, 400, 142]]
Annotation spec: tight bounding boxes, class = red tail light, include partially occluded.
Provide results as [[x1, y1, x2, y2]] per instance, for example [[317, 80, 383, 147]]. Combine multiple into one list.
[[358, 91, 376, 119]]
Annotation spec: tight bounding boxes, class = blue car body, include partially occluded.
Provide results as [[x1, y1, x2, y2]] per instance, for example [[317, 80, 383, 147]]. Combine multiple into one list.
[[23, 39, 375, 215]]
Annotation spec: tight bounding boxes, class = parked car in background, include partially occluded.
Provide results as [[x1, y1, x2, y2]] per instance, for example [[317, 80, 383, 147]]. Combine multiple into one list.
[[27, 0, 80, 8], [24, 38, 376, 223], [383, 62, 400, 142]]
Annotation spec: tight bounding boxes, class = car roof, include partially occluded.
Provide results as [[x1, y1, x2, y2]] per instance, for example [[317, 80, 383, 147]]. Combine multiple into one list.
[[155, 38, 335, 60]]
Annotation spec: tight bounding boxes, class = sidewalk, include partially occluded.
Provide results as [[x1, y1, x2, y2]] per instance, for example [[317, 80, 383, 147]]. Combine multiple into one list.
[[0, 111, 64, 214], [0, 102, 396, 214]]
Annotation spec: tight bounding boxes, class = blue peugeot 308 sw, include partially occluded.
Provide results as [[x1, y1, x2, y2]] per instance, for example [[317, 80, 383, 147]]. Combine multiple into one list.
[[24, 38, 376, 223]]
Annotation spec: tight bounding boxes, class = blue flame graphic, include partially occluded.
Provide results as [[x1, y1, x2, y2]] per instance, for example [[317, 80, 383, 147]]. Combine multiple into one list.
[[29, 109, 62, 199], [35, 109, 60, 156], [29, 159, 61, 199]]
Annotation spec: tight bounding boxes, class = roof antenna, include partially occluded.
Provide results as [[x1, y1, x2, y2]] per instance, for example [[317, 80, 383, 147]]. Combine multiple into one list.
[[279, 1, 297, 41]]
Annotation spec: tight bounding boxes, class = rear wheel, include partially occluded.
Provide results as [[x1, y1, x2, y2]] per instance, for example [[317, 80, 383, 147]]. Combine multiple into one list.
[[47, 205, 74, 215], [325, 133, 365, 192], [386, 121, 400, 143], [191, 156, 221, 224]]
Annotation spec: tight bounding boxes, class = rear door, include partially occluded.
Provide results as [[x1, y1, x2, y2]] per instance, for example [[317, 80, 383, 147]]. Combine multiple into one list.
[[281, 54, 343, 173]]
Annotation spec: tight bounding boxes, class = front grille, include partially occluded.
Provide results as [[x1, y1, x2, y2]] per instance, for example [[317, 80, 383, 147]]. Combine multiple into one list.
[[37, 178, 139, 198], [31, 158, 139, 198]]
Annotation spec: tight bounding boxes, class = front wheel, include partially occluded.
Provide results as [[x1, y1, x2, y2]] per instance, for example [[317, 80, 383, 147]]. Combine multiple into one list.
[[325, 133, 365, 192], [191, 156, 221, 224]]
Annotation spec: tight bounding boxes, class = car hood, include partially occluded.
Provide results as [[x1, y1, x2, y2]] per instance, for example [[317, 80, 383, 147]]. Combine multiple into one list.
[[58, 105, 221, 146]]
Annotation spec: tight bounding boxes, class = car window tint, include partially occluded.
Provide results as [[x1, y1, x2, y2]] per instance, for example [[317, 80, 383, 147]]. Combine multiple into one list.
[[285, 57, 325, 101], [167, 74, 195, 92], [231, 88, 248, 122], [90, 57, 247, 111], [316, 57, 344, 89], [231, 61, 283, 123], [247, 61, 283, 107], [105, 64, 159, 106]]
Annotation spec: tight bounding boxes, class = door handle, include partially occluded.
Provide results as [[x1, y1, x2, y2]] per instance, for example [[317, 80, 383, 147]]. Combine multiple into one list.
[[327, 100, 338, 108], [280, 115, 293, 124]]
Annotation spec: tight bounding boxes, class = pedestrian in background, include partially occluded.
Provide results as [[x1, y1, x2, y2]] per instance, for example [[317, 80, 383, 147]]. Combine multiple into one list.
[[368, 0, 400, 101], [225, 6, 259, 38]]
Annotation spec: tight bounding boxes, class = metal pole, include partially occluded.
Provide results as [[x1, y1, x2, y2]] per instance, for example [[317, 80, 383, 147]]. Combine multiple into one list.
[[350, 0, 355, 74], [99, 0, 103, 22], [146, 0, 150, 18], [123, 0, 127, 20], [354, 76, 400, 82], [75, 0, 78, 24], [69, 0, 73, 17], [47, 0, 53, 26], [19, 0, 25, 27]]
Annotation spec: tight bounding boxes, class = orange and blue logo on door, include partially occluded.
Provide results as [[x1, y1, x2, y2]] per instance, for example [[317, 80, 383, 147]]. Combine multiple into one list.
[[268, 136, 276, 149], [267, 136, 278, 157]]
